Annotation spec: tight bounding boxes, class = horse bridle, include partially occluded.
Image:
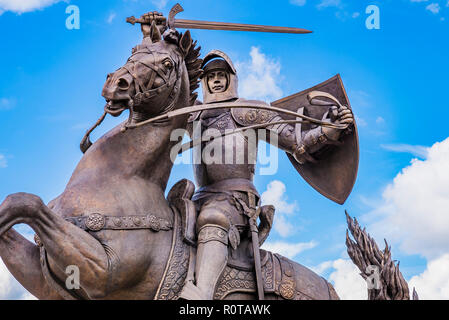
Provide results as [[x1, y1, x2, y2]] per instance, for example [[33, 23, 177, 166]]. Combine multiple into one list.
[[120, 50, 183, 129], [81, 50, 183, 153], [123, 54, 180, 109]]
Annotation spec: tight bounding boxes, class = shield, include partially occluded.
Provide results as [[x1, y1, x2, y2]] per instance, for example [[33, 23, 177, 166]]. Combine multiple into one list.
[[270, 74, 359, 205]]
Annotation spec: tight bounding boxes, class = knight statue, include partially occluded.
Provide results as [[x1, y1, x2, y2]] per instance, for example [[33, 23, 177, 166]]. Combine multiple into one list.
[[179, 50, 356, 300]]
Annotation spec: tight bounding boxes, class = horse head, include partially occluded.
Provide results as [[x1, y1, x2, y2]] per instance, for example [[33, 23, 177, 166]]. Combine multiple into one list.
[[102, 23, 201, 120], [80, 24, 201, 153]]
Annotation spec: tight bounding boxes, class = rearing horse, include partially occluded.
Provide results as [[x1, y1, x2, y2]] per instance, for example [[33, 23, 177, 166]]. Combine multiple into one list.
[[0, 25, 201, 299]]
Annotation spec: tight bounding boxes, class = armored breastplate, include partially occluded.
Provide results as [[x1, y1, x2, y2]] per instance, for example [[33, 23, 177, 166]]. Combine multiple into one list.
[[193, 110, 257, 187]]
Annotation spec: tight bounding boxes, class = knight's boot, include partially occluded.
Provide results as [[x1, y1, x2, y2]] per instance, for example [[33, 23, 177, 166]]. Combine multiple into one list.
[[180, 209, 230, 300]]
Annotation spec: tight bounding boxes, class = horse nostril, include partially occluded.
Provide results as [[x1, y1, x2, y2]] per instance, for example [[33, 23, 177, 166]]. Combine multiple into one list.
[[117, 78, 130, 90]]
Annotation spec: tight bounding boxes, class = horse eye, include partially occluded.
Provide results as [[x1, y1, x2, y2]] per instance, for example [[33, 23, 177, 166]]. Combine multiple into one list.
[[163, 60, 173, 70]]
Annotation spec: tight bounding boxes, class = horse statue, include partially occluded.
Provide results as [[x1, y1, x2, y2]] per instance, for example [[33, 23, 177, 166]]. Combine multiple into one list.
[[0, 24, 339, 300]]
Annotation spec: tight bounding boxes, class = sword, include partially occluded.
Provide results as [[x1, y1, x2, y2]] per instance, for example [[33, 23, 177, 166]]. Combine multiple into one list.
[[126, 3, 312, 34]]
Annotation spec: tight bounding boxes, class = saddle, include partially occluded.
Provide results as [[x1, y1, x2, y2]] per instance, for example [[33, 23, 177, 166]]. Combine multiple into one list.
[[155, 179, 339, 300]]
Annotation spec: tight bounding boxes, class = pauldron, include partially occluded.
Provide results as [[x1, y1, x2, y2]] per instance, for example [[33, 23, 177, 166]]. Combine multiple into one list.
[[231, 107, 278, 127]]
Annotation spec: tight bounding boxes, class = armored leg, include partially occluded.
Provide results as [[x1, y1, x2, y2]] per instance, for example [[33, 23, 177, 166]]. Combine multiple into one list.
[[180, 206, 230, 300]]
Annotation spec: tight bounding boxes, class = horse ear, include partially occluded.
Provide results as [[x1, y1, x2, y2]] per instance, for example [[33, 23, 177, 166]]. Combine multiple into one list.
[[149, 21, 162, 42], [179, 30, 192, 57]]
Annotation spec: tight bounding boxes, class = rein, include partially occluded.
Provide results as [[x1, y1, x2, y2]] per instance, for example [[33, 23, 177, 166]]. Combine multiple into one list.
[[120, 101, 347, 132], [177, 119, 320, 153], [176, 91, 352, 153], [80, 51, 183, 153], [81, 59, 349, 156], [120, 90, 350, 132]]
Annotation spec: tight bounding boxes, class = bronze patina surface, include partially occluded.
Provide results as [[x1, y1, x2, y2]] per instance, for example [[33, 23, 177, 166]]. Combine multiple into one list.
[[0, 3, 415, 300]]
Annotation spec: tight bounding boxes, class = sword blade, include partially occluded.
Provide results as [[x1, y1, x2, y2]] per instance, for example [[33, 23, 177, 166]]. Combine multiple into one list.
[[174, 18, 312, 34]]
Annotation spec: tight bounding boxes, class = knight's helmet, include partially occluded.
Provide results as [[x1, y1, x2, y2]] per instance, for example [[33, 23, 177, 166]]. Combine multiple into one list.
[[201, 50, 239, 104]]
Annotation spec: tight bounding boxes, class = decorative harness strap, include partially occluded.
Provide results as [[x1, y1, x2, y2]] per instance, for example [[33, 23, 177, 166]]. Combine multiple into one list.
[[64, 213, 173, 232]]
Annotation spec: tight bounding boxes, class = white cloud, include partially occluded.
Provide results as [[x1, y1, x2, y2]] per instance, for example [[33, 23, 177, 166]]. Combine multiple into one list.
[[107, 12, 116, 24], [0, 154, 7, 168], [426, 3, 441, 14], [328, 259, 367, 300], [273, 215, 295, 237], [261, 180, 297, 214], [260, 180, 298, 237], [0, 0, 63, 14], [360, 137, 449, 299], [312, 260, 333, 275], [366, 137, 449, 259], [375, 116, 385, 125], [236, 47, 283, 102], [314, 258, 367, 300], [409, 254, 449, 299], [290, 0, 306, 6], [262, 240, 317, 259], [317, 0, 342, 9], [0, 259, 35, 300], [380, 143, 429, 159]]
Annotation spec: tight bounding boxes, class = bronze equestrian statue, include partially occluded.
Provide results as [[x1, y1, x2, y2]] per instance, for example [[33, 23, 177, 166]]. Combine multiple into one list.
[[1, 4, 414, 300], [0, 22, 342, 299]]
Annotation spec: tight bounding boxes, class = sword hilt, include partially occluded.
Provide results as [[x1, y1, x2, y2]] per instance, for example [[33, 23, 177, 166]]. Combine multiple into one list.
[[126, 3, 184, 30], [126, 13, 167, 26]]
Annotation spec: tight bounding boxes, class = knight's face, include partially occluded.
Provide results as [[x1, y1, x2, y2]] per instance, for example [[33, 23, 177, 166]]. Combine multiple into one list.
[[207, 70, 228, 93]]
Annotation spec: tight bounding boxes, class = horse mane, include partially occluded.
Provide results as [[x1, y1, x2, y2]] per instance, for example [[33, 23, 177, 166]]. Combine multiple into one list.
[[178, 33, 202, 106]]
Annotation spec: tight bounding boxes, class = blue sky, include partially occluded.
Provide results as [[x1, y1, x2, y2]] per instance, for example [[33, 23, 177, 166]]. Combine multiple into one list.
[[1, 0, 449, 299]]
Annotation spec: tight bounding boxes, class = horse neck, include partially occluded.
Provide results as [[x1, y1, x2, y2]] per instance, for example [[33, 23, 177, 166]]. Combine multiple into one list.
[[124, 65, 190, 191]]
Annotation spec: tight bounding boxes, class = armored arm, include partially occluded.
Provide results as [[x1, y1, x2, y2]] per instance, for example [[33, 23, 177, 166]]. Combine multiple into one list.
[[264, 102, 354, 164], [263, 115, 324, 164]]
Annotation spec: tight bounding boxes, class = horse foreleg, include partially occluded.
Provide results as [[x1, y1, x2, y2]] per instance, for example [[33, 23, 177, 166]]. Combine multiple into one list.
[[0, 193, 111, 299], [0, 228, 63, 299]]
